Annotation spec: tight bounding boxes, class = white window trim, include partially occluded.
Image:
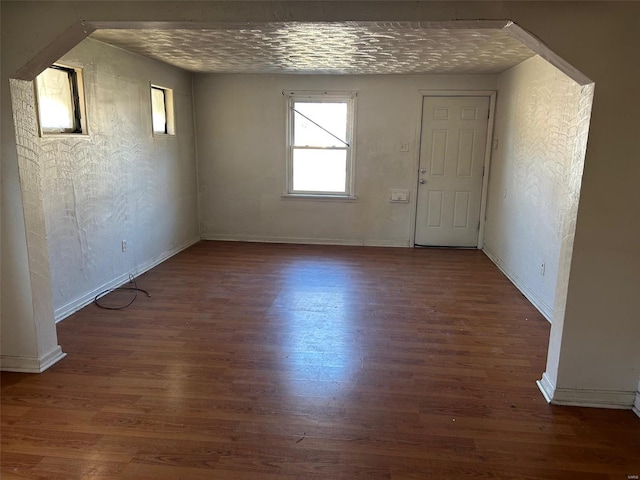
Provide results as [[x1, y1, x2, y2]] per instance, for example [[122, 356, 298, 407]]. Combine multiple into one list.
[[283, 90, 357, 199]]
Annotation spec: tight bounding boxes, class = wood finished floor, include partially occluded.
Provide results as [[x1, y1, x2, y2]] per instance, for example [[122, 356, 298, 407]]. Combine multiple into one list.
[[1, 241, 639, 479]]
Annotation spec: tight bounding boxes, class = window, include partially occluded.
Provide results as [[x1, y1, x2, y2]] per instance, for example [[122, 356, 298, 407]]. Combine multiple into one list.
[[285, 91, 356, 197], [151, 85, 175, 135], [35, 65, 86, 134]]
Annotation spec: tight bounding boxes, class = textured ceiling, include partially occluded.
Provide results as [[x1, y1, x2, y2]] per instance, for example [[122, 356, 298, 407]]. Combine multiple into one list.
[[90, 22, 536, 75]]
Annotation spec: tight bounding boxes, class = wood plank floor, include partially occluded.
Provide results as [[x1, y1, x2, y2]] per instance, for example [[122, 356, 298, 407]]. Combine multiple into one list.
[[2, 241, 639, 479]]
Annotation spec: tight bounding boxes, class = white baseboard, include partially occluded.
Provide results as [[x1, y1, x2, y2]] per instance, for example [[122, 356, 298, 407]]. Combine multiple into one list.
[[363, 239, 411, 248], [0, 345, 66, 373], [552, 388, 636, 410], [482, 248, 553, 322], [633, 389, 640, 418], [54, 237, 200, 323], [537, 372, 636, 409], [201, 234, 410, 248], [536, 372, 555, 403]]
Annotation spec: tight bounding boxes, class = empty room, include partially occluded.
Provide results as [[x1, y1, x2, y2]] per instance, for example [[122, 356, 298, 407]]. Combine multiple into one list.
[[1, 2, 639, 479]]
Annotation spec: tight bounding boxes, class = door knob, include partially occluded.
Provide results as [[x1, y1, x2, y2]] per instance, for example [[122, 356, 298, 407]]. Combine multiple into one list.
[[420, 168, 426, 174], [419, 179, 426, 184]]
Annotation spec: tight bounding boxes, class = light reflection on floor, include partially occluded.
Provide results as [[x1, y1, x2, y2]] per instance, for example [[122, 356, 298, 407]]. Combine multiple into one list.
[[270, 258, 363, 399]]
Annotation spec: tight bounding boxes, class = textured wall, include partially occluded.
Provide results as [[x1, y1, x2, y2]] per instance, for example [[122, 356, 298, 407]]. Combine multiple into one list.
[[195, 73, 496, 246], [36, 38, 199, 318], [483, 55, 585, 320], [3, 79, 62, 369]]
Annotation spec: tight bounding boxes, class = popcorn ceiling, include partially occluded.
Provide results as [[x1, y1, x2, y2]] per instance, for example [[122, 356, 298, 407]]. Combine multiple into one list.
[[90, 22, 535, 75]]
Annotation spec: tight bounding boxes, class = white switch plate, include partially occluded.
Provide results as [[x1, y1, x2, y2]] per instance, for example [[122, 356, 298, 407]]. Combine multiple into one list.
[[390, 190, 409, 203]]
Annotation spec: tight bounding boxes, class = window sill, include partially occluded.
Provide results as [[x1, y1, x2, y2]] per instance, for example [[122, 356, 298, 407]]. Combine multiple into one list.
[[40, 132, 90, 140], [281, 194, 358, 202]]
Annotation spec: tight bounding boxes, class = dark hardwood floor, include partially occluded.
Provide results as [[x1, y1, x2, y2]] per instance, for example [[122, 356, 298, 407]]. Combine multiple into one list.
[[2, 241, 639, 479]]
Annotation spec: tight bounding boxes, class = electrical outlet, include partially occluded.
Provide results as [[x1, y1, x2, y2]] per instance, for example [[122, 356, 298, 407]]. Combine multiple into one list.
[[399, 142, 410, 152], [122, 240, 127, 252], [540, 262, 545, 276]]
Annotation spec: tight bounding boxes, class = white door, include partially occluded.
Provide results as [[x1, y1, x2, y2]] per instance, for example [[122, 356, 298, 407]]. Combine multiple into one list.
[[415, 96, 490, 247]]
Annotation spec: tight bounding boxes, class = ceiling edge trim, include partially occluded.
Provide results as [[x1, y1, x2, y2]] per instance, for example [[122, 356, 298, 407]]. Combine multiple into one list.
[[87, 19, 511, 31], [503, 22, 593, 86]]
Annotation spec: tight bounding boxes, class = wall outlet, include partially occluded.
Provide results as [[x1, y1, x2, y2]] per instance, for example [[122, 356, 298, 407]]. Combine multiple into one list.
[[121, 240, 127, 252], [540, 262, 545, 276], [399, 142, 410, 152]]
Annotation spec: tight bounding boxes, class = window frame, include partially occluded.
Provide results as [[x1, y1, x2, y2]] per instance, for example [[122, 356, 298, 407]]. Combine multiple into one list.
[[150, 84, 175, 136], [35, 64, 87, 136], [284, 90, 357, 199]]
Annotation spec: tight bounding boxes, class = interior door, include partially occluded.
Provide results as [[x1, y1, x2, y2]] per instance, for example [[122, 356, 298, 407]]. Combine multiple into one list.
[[415, 96, 490, 247]]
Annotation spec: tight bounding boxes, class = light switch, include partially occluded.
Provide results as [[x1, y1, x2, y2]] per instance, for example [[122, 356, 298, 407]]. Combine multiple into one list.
[[399, 142, 410, 152]]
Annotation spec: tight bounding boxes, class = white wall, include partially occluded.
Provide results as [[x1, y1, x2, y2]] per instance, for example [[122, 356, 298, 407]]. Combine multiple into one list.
[[483, 55, 585, 320], [26, 38, 200, 320], [195, 74, 496, 245], [1, 79, 41, 366]]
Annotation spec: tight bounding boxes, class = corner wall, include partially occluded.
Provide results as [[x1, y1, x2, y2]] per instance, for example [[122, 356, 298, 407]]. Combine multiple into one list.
[[194, 73, 496, 245], [483, 55, 585, 321], [24, 38, 200, 321]]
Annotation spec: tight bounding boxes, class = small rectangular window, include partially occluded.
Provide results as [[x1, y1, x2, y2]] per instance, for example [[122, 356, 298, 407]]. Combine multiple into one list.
[[285, 91, 356, 197], [35, 65, 86, 135], [151, 85, 175, 135]]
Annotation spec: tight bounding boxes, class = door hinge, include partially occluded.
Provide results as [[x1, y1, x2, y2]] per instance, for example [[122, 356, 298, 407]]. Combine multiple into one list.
[[478, 221, 481, 230], [482, 166, 485, 177]]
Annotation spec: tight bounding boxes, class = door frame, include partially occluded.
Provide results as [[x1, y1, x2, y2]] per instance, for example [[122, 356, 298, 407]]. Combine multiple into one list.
[[411, 90, 497, 249]]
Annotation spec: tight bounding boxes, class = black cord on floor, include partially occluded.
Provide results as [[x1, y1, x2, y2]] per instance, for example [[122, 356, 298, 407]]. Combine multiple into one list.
[[94, 274, 151, 310]]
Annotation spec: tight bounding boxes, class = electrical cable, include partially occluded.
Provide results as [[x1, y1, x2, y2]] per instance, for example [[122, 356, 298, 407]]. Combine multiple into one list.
[[94, 273, 151, 310]]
